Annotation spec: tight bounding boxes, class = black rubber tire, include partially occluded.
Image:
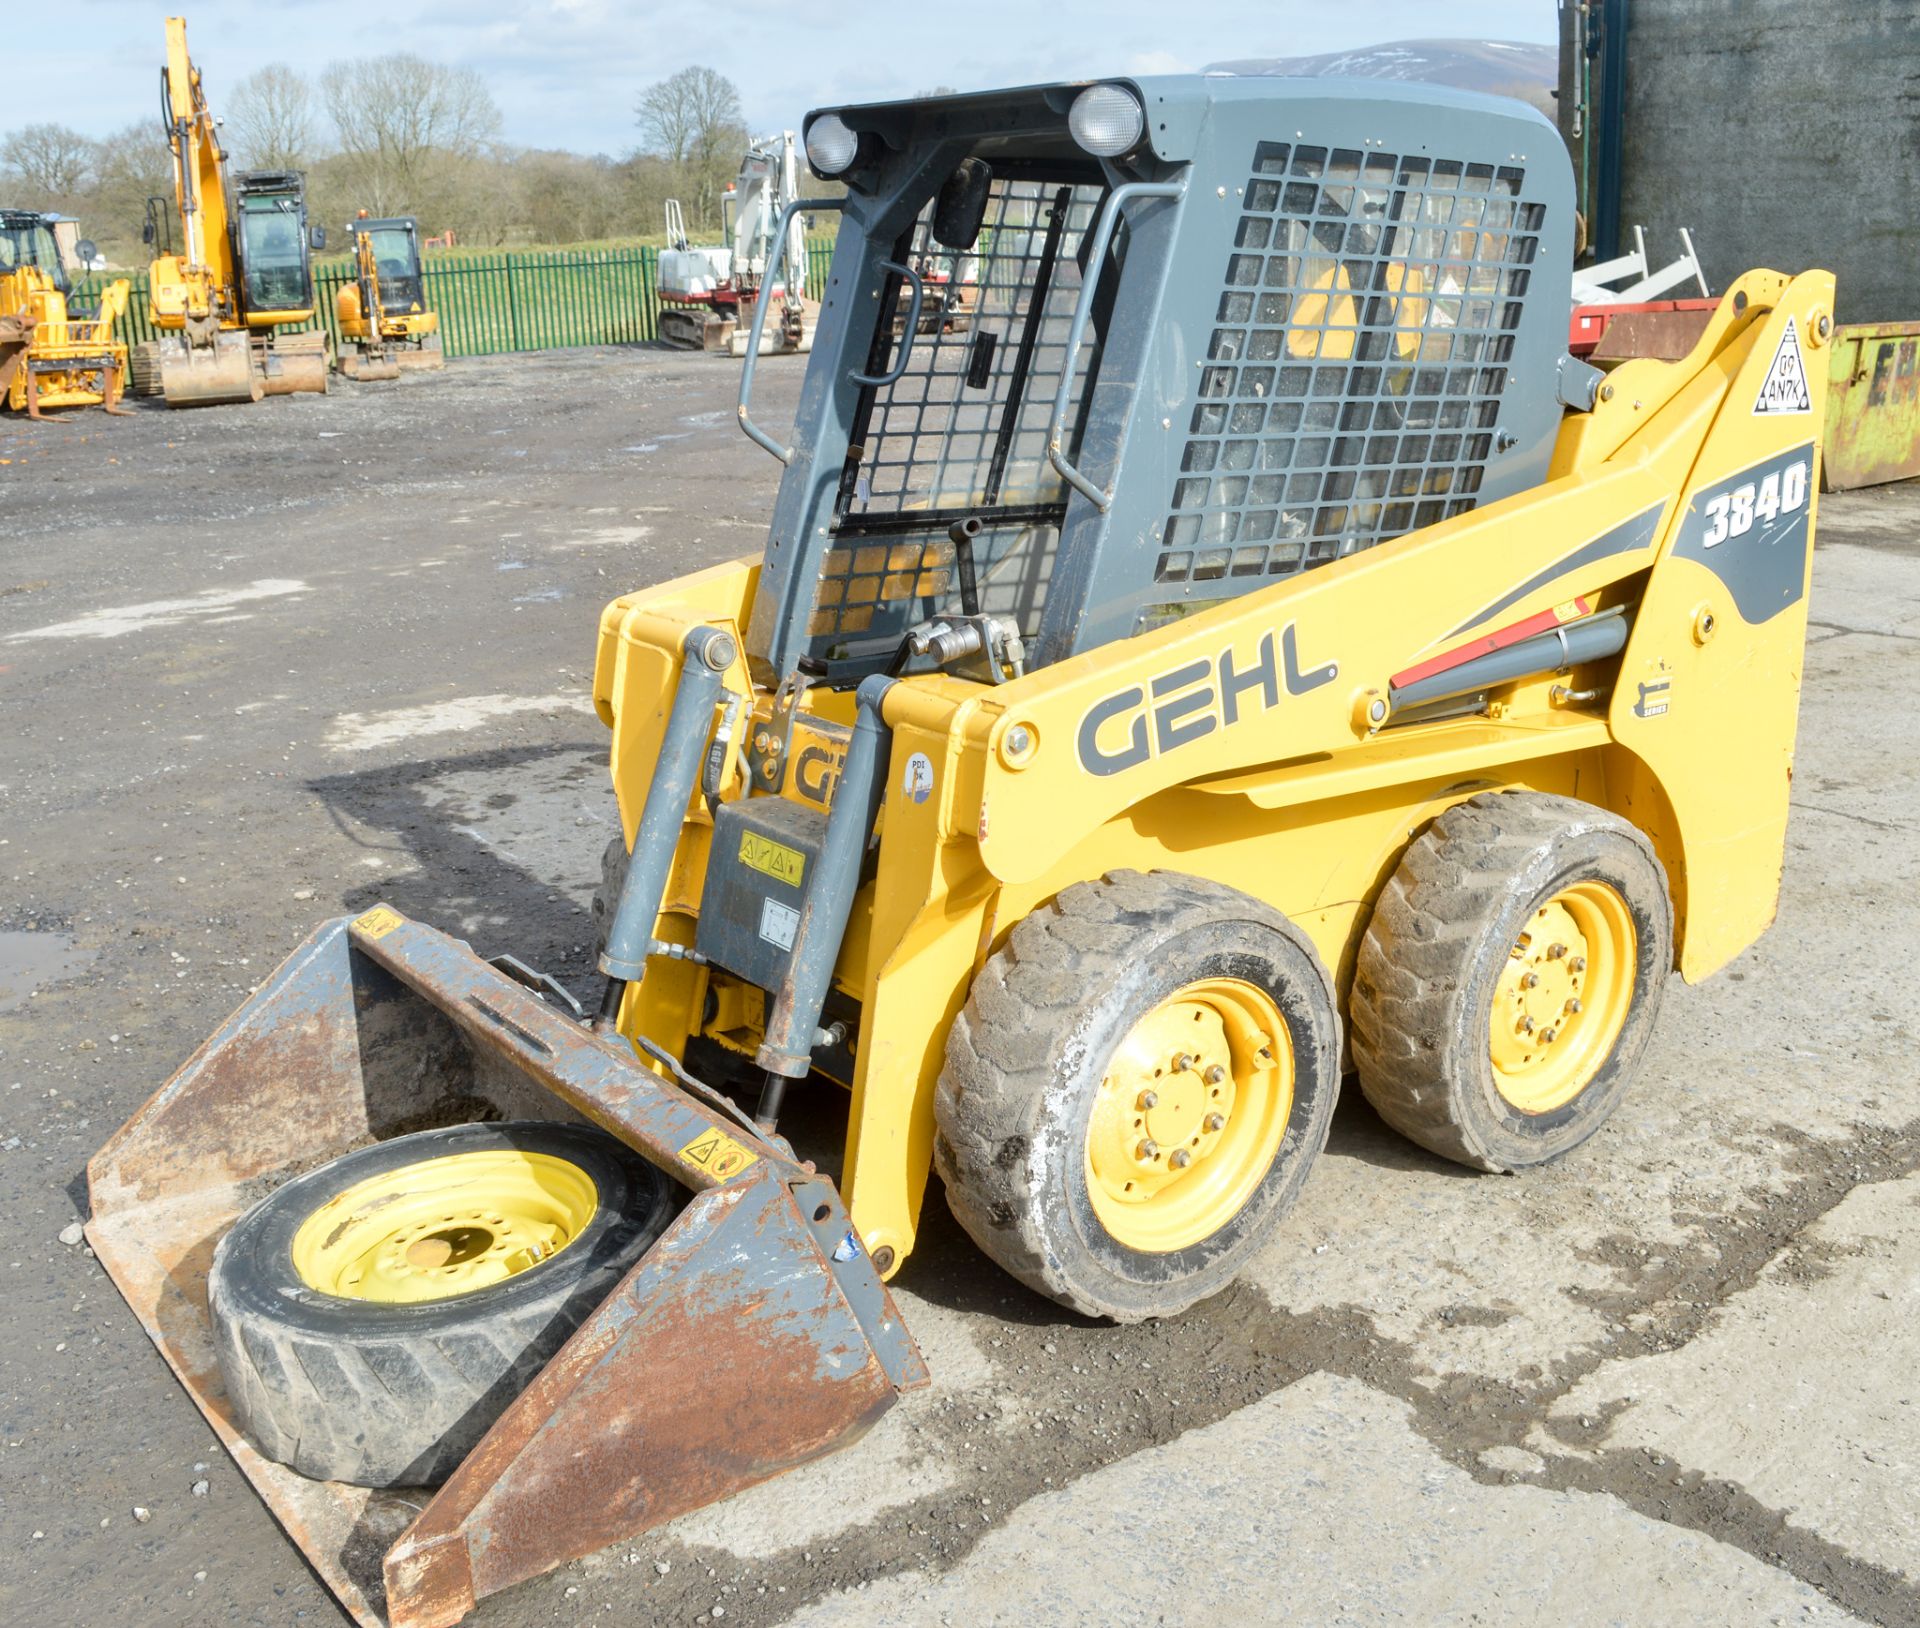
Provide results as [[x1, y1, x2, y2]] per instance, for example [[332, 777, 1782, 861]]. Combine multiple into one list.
[[209, 1121, 675, 1487], [934, 871, 1341, 1323], [1350, 792, 1673, 1173]]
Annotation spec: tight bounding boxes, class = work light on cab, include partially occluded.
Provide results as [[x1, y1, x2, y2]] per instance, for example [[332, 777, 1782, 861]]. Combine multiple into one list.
[[805, 114, 859, 175], [1068, 83, 1144, 157]]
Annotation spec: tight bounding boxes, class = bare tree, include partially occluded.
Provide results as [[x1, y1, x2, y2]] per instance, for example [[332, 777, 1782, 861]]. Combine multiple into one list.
[[92, 121, 177, 257], [634, 66, 745, 231], [1, 123, 97, 200], [228, 65, 318, 170], [320, 54, 502, 216]]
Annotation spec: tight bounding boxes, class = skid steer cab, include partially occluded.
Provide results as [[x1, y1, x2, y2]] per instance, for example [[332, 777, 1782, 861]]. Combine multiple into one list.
[[91, 72, 1834, 1627]]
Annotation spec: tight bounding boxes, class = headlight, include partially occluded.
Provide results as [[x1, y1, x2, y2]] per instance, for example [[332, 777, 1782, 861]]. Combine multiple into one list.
[[1068, 84, 1144, 158], [806, 114, 859, 175]]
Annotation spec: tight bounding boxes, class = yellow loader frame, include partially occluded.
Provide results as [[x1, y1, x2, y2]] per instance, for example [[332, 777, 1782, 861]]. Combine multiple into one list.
[[594, 268, 1834, 1274]]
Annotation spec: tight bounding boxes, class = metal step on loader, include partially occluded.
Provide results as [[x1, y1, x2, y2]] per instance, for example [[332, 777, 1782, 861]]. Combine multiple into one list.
[[91, 71, 1833, 1627]]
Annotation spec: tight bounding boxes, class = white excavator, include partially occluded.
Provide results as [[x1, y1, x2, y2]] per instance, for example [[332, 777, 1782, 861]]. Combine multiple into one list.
[[658, 132, 815, 355]]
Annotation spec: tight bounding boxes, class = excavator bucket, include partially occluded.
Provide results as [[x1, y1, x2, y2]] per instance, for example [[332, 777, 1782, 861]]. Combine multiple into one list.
[[341, 346, 403, 382], [158, 330, 261, 406], [87, 907, 927, 1628]]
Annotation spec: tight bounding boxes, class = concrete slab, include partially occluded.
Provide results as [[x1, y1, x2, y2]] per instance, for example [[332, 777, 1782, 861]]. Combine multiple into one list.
[[788, 1373, 1860, 1628], [1546, 1171, 1920, 1585]]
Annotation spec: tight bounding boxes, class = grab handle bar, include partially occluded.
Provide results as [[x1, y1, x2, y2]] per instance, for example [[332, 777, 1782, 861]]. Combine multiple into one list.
[[848, 261, 926, 388], [1044, 179, 1184, 513], [738, 195, 846, 464]]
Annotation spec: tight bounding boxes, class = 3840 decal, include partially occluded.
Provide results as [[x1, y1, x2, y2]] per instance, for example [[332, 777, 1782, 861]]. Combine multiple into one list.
[[1698, 457, 1810, 549]]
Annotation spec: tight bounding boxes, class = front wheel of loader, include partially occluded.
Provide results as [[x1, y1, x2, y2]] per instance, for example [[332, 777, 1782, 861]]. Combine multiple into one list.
[[209, 1120, 675, 1487], [1349, 792, 1673, 1173], [934, 872, 1341, 1322]]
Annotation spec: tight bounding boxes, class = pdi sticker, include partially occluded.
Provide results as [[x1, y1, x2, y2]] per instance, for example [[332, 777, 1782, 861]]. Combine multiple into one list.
[[759, 897, 800, 951], [903, 751, 934, 804]]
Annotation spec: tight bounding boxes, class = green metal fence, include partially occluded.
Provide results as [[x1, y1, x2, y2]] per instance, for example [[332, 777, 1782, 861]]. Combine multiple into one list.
[[74, 242, 838, 360]]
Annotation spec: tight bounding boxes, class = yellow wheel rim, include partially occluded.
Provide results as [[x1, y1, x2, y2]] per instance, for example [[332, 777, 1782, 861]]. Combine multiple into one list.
[[1489, 881, 1636, 1115], [290, 1149, 597, 1304], [1085, 977, 1293, 1254]]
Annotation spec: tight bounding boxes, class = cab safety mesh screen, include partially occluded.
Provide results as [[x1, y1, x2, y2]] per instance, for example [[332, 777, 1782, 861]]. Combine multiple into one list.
[[1157, 142, 1544, 593]]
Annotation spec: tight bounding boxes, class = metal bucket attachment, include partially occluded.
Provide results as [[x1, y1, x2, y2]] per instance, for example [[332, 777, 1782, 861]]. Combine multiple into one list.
[[259, 332, 330, 396], [341, 347, 403, 382], [394, 343, 446, 373], [159, 331, 262, 407], [87, 907, 927, 1628]]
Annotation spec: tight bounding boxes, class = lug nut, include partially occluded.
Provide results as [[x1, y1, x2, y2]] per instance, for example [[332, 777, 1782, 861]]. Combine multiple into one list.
[[1521, 972, 1539, 989], [1204, 1112, 1226, 1132], [1570, 956, 1587, 973], [1174, 1052, 1197, 1072], [1137, 1138, 1159, 1161], [1519, 1016, 1536, 1034], [1565, 998, 1583, 1015], [1547, 943, 1567, 959], [1169, 1148, 1192, 1169], [1541, 1027, 1559, 1044], [1204, 1064, 1226, 1086], [1137, 1089, 1159, 1111]]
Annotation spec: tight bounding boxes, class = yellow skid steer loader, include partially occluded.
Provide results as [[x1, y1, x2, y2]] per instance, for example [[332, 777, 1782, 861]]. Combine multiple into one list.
[[91, 73, 1833, 1627]]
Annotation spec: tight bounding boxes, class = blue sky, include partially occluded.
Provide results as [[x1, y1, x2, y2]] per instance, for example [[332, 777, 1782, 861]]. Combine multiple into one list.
[[26, 2, 1555, 154]]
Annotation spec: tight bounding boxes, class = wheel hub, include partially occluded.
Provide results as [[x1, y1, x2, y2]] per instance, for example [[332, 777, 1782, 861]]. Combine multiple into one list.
[[1085, 977, 1292, 1253], [1489, 882, 1636, 1114], [290, 1149, 598, 1304]]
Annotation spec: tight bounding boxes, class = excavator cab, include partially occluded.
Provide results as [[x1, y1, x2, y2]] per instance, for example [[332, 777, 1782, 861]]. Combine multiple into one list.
[[232, 171, 321, 317]]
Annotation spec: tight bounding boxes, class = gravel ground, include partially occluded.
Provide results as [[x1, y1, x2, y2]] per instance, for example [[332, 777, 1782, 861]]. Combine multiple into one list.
[[1, 349, 1917, 1628]]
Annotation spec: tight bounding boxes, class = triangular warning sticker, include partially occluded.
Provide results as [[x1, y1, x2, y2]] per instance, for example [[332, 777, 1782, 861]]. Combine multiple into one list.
[[1752, 317, 1812, 415]]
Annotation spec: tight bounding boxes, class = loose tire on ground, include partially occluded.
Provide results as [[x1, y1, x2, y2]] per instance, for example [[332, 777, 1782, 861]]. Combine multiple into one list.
[[934, 871, 1341, 1322], [1350, 791, 1673, 1173], [209, 1120, 675, 1487]]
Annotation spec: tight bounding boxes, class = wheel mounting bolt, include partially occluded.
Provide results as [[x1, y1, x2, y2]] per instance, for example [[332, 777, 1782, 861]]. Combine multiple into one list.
[[1204, 1064, 1227, 1086], [1137, 1138, 1160, 1161], [1137, 1088, 1159, 1110], [1204, 1112, 1226, 1132], [1566, 998, 1583, 1015], [1569, 956, 1587, 973], [1542, 1027, 1559, 1044], [1519, 1016, 1536, 1034], [1169, 1148, 1192, 1169], [1174, 1052, 1197, 1072], [1548, 943, 1567, 959], [1521, 972, 1539, 989]]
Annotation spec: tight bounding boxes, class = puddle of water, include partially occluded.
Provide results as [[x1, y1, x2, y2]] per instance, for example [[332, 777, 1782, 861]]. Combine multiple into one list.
[[0, 930, 94, 1012]]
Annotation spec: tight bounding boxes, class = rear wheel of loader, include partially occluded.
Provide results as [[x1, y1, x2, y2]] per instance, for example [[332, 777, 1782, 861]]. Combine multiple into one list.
[[1350, 792, 1672, 1173], [935, 872, 1340, 1322], [208, 1120, 675, 1487]]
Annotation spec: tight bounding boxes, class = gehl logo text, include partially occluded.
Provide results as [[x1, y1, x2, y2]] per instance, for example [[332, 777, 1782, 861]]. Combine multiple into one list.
[[1076, 623, 1338, 776]]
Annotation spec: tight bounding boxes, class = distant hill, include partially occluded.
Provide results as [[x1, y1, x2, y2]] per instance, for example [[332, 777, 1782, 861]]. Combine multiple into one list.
[[1207, 39, 1556, 112]]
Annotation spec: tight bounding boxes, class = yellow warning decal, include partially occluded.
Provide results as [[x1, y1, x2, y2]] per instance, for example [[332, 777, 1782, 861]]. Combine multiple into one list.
[[739, 830, 805, 887], [353, 905, 404, 939], [678, 1126, 759, 1181]]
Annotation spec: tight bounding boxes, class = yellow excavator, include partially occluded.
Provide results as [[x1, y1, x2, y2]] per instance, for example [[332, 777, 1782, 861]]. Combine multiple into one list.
[[0, 209, 131, 418], [334, 213, 444, 380], [141, 15, 328, 406]]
